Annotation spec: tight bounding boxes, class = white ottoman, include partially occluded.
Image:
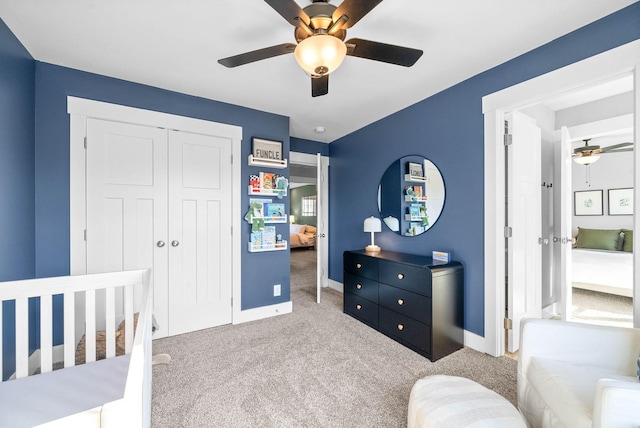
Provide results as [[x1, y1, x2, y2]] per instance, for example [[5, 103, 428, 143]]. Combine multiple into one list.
[[407, 375, 526, 428]]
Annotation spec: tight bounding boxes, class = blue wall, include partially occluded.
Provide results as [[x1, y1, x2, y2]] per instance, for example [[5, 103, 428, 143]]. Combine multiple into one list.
[[291, 136, 329, 156], [328, 3, 640, 337], [0, 20, 35, 281], [0, 19, 35, 380]]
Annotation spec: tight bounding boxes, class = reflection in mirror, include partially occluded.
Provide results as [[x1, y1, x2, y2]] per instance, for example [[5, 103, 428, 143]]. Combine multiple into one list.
[[377, 155, 445, 236]]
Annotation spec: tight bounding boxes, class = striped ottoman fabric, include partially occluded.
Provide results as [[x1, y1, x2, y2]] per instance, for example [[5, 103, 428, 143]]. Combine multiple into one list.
[[407, 375, 526, 428]]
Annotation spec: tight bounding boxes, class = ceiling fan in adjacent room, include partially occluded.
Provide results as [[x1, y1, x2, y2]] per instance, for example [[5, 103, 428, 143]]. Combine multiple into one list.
[[572, 139, 633, 165], [218, 0, 423, 97]]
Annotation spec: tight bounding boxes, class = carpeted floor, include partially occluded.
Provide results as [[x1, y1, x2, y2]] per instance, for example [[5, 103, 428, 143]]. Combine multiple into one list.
[[571, 287, 633, 328], [151, 249, 517, 427]]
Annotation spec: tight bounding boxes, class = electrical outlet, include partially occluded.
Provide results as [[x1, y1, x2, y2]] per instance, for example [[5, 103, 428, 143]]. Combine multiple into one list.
[[273, 284, 281, 297]]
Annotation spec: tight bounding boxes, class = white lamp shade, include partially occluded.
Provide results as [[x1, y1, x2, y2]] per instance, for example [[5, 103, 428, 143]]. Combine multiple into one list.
[[573, 155, 600, 165], [364, 216, 381, 232], [294, 34, 347, 76]]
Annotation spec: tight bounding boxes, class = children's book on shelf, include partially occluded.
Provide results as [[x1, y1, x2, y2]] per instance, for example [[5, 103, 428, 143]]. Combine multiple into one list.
[[409, 204, 421, 218], [261, 172, 274, 189], [250, 232, 262, 250], [413, 186, 423, 198], [250, 175, 260, 193], [262, 226, 276, 249], [266, 203, 285, 219]]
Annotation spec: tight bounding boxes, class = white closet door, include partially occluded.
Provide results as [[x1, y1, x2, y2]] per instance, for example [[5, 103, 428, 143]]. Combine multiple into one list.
[[86, 118, 169, 336], [167, 130, 233, 335]]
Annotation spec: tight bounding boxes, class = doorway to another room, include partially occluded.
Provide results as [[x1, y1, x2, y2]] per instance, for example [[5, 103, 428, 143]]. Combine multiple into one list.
[[483, 40, 640, 357], [289, 152, 329, 304], [290, 161, 319, 301]]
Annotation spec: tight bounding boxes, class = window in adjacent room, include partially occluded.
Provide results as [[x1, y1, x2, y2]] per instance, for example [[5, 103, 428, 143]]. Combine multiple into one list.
[[302, 195, 317, 217]]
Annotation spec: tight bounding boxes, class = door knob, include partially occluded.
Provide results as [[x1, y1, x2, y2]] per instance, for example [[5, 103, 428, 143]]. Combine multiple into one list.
[[171, 240, 180, 247], [157, 241, 165, 248]]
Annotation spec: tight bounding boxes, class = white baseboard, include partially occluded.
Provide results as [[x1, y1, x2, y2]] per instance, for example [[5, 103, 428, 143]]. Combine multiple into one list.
[[233, 301, 292, 325], [328, 279, 343, 293]]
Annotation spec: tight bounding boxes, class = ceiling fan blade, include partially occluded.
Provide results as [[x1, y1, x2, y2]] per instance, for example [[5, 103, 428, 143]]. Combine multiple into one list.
[[333, 0, 383, 28], [218, 43, 296, 68], [601, 142, 633, 152], [264, 0, 310, 27], [346, 38, 423, 67], [311, 74, 329, 97], [603, 148, 633, 154]]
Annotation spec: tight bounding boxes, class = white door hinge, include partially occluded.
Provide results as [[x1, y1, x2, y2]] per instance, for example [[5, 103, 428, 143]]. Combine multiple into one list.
[[503, 134, 512, 146], [84, 229, 87, 241], [84, 137, 87, 149], [504, 226, 512, 238]]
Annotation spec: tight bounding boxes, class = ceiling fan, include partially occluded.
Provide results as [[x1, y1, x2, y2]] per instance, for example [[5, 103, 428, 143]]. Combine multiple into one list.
[[572, 139, 633, 165], [218, 0, 423, 97]]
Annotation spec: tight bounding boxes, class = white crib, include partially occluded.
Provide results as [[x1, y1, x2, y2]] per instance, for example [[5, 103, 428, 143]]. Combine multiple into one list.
[[0, 269, 153, 427]]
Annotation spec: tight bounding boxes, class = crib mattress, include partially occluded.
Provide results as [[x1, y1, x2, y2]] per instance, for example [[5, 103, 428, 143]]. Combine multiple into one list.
[[0, 354, 130, 427]]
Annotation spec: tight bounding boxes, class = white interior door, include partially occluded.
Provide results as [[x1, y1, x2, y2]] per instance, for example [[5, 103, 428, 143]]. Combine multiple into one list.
[[167, 130, 233, 335], [559, 126, 574, 320], [316, 153, 323, 303], [86, 118, 169, 335], [507, 111, 542, 353]]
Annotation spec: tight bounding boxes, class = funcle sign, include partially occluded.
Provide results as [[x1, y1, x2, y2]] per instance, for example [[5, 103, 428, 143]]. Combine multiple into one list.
[[252, 138, 282, 161]]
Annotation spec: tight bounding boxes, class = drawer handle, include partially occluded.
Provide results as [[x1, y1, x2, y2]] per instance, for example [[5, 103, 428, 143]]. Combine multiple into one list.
[[356, 263, 362, 269], [397, 324, 404, 331], [397, 273, 404, 280], [356, 284, 362, 289], [356, 304, 362, 310], [397, 299, 404, 305]]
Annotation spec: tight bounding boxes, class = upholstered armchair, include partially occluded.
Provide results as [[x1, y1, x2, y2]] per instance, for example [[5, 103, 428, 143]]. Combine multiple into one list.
[[518, 318, 640, 427]]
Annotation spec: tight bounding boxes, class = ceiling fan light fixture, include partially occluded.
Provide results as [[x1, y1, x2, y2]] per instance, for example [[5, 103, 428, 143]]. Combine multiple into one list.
[[294, 34, 347, 76], [573, 154, 600, 165]]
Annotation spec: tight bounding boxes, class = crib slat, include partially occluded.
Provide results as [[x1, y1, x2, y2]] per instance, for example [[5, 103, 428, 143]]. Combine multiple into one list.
[[63, 291, 75, 367], [40, 294, 53, 373], [105, 287, 116, 358], [124, 285, 134, 353], [85, 289, 96, 363], [15, 298, 29, 379]]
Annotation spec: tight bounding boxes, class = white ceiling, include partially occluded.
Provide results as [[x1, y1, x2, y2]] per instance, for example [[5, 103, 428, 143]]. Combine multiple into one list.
[[0, 0, 635, 143]]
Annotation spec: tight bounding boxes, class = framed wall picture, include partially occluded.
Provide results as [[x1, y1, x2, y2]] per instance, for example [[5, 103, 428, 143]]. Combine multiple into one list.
[[608, 187, 633, 215], [574, 190, 603, 216]]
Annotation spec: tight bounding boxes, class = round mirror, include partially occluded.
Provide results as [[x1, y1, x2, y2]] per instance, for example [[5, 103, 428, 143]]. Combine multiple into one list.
[[377, 156, 445, 236]]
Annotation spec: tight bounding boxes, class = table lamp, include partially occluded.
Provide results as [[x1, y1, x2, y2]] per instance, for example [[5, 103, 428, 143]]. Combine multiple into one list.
[[364, 216, 382, 252]]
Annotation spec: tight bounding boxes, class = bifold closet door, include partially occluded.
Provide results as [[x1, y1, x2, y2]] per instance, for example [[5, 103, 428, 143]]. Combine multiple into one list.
[[85, 118, 170, 335], [167, 130, 233, 336]]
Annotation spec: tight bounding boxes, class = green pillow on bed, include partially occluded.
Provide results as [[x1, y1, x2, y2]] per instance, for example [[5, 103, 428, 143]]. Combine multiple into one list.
[[576, 227, 621, 251], [622, 229, 633, 252]]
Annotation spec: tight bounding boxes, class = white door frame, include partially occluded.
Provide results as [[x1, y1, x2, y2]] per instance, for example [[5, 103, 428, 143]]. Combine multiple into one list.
[[68, 97, 242, 323], [290, 151, 330, 294], [482, 40, 640, 357]]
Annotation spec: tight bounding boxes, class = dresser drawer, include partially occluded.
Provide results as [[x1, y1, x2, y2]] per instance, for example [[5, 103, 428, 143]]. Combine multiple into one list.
[[344, 272, 378, 304], [344, 292, 378, 327], [379, 260, 431, 296], [379, 307, 431, 353], [378, 283, 431, 325], [344, 251, 378, 280]]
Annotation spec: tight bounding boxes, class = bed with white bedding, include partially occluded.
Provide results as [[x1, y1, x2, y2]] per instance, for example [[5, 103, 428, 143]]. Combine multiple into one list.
[[572, 248, 633, 297]]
